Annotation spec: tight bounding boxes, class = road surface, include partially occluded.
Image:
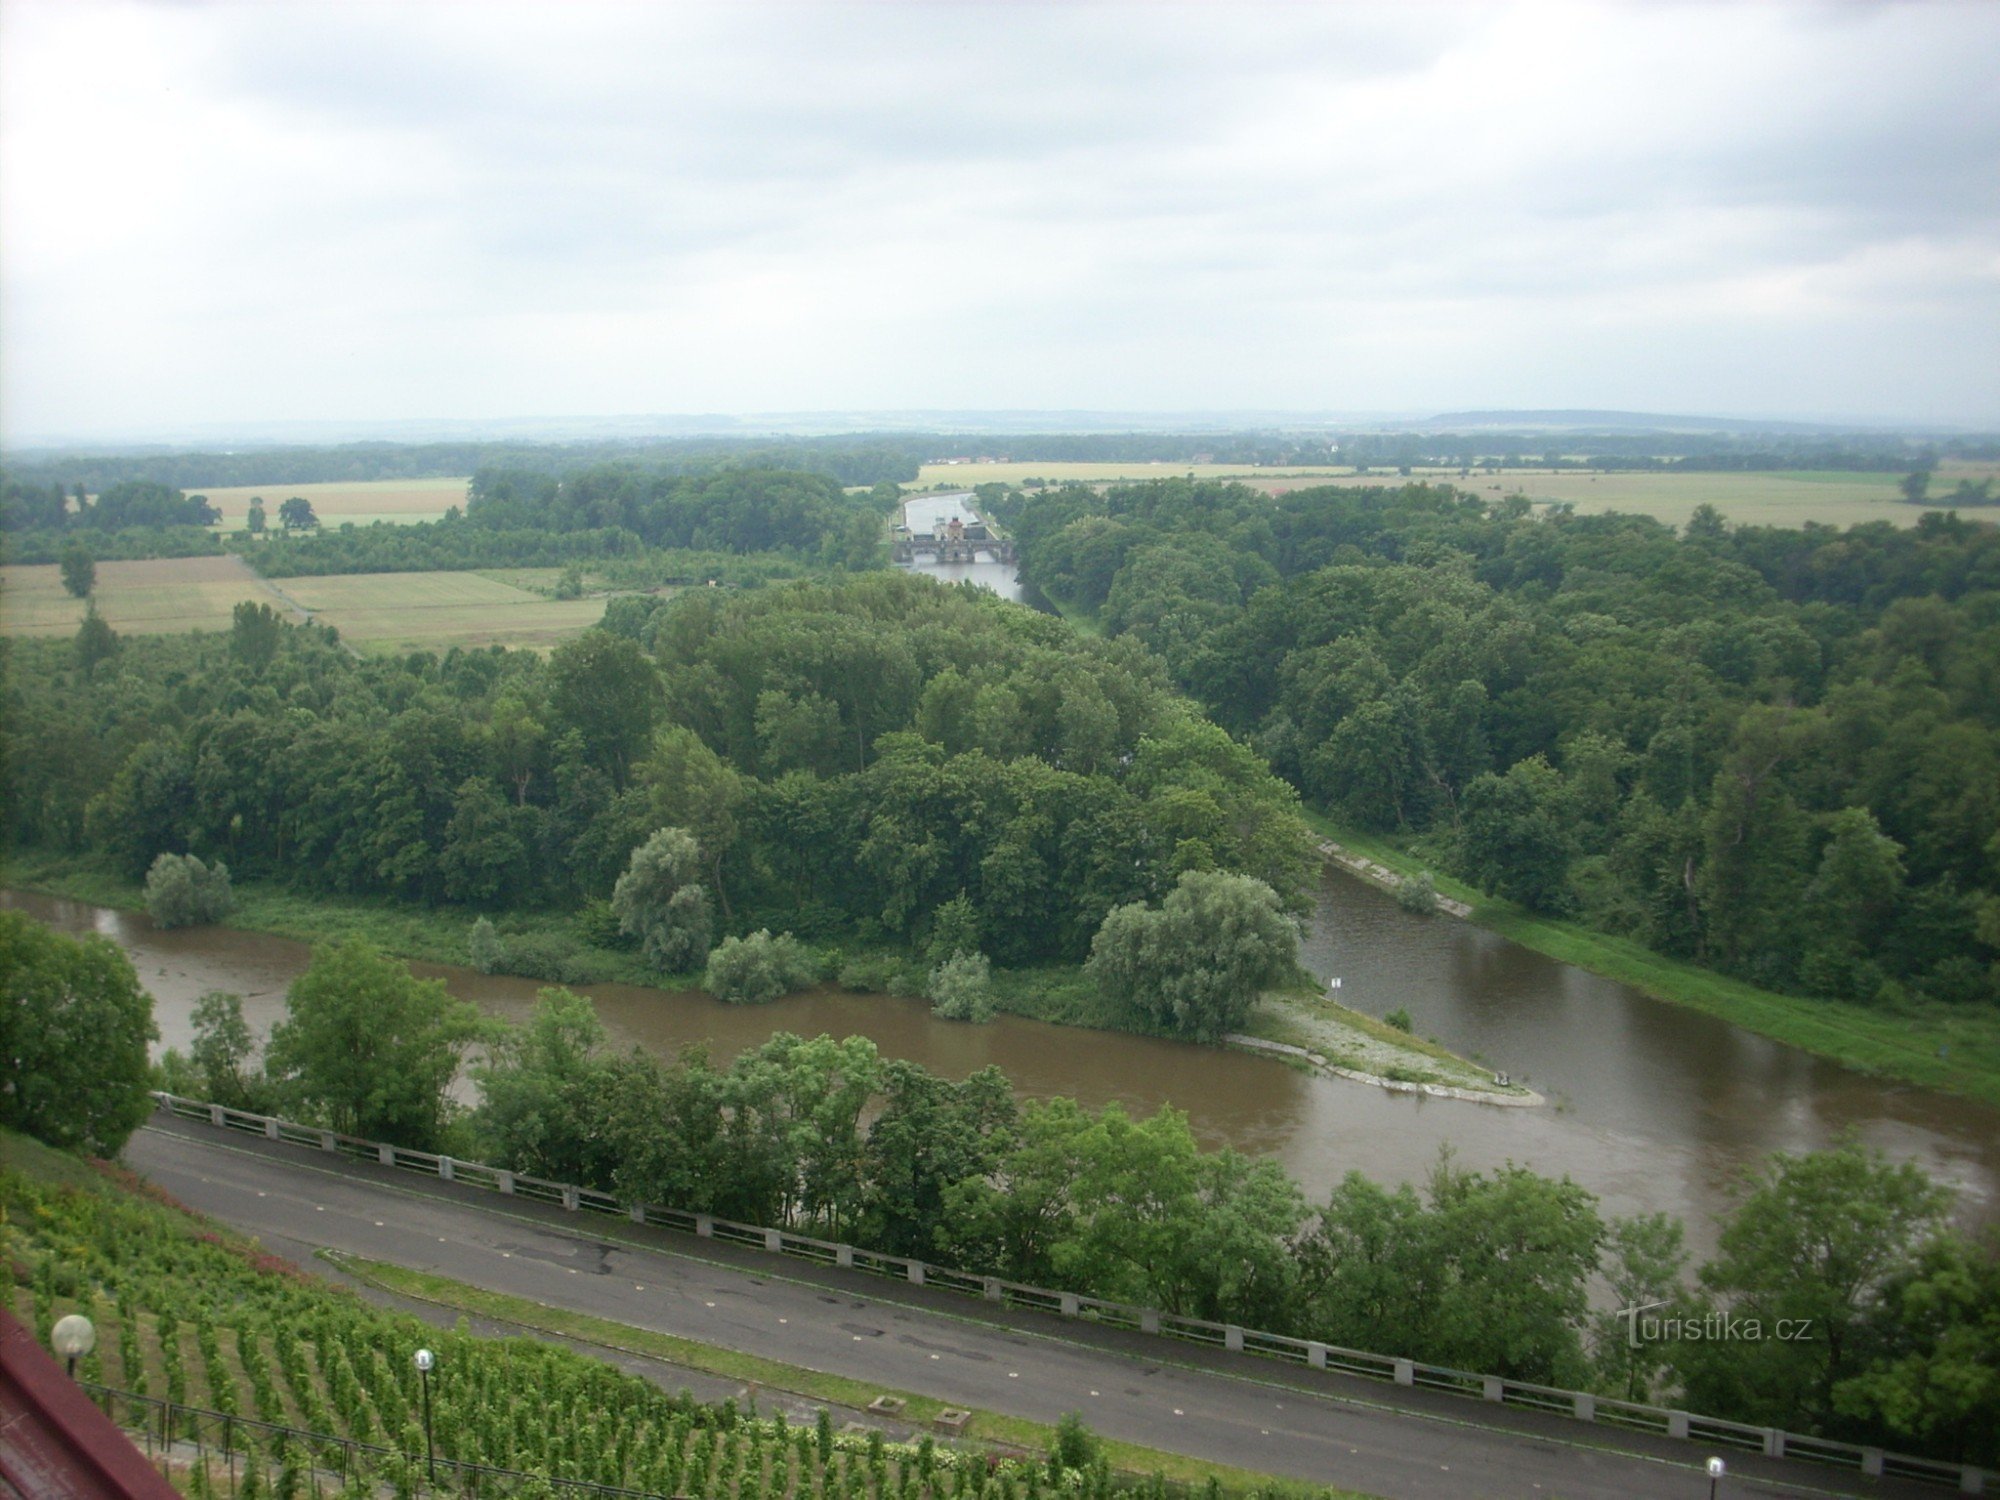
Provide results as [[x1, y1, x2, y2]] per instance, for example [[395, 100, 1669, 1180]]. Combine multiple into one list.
[[122, 1117, 1948, 1500]]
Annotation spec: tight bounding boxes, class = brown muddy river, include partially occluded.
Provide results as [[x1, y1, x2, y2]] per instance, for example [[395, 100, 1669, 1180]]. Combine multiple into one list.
[[9, 867, 1995, 1257]]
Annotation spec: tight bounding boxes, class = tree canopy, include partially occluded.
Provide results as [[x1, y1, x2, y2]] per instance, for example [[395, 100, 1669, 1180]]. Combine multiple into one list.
[[0, 911, 156, 1155], [264, 938, 483, 1149]]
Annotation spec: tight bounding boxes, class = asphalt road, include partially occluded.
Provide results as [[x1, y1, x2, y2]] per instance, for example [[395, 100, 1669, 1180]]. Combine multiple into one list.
[[122, 1118, 1948, 1500]]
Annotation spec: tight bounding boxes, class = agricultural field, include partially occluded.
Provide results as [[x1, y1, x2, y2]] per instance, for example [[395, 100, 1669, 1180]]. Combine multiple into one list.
[[0, 555, 285, 637], [0, 558, 612, 654], [277, 570, 607, 653], [197, 477, 470, 530], [918, 460, 1993, 531]]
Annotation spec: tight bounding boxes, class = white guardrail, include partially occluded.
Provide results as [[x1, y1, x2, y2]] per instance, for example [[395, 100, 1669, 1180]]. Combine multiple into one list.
[[152, 1093, 1990, 1495]]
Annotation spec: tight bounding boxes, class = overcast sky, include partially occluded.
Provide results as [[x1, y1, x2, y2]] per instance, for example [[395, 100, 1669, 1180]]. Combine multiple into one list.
[[3, 1, 1997, 444]]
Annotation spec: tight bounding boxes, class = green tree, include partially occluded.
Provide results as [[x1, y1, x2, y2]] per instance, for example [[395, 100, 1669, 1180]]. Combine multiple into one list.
[[59, 542, 94, 599], [264, 938, 482, 1148], [1085, 870, 1297, 1042], [467, 916, 504, 974], [0, 910, 156, 1154], [703, 930, 819, 1004], [143, 852, 234, 928], [474, 988, 620, 1187], [925, 950, 994, 1022], [860, 1061, 1017, 1260], [548, 630, 662, 789], [186, 990, 269, 1111], [1592, 1212, 1696, 1402], [230, 600, 285, 674], [440, 776, 527, 906], [246, 498, 266, 535], [1459, 755, 1577, 912], [277, 495, 318, 531], [1686, 1144, 1956, 1430], [73, 606, 119, 678], [1834, 1233, 2000, 1466], [612, 827, 713, 972], [1900, 471, 1932, 505]]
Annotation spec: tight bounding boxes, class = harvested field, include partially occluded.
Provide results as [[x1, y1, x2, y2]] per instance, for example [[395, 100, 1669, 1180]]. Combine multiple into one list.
[[916, 461, 1350, 487], [195, 476, 469, 529], [917, 461, 1996, 531], [0, 554, 286, 637]]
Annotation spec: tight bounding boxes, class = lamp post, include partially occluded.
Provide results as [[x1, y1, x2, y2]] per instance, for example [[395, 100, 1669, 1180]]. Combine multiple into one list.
[[51, 1315, 96, 1379], [1706, 1456, 1726, 1500], [413, 1347, 436, 1485]]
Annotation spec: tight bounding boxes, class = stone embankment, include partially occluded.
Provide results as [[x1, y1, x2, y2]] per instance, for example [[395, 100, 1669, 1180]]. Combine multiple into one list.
[[1317, 840, 1474, 918]]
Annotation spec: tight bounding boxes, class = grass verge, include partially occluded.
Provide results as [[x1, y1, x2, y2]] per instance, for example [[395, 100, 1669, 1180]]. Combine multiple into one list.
[[1301, 811, 2000, 1109], [331, 1254, 1369, 1497]]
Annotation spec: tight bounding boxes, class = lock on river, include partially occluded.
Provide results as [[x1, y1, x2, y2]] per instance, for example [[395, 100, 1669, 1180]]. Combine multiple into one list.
[[6, 867, 1995, 1260]]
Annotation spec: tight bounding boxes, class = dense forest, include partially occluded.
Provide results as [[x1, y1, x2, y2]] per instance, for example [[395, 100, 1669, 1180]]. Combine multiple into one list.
[[1, 572, 1315, 980], [1000, 479, 2000, 1012]]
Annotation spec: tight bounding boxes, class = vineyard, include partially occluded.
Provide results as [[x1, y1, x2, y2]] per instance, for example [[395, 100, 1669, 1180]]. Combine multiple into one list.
[[0, 1138, 1166, 1500]]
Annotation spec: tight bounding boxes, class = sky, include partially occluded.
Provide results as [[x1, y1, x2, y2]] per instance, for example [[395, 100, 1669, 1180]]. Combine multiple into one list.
[[3, 0, 1997, 445]]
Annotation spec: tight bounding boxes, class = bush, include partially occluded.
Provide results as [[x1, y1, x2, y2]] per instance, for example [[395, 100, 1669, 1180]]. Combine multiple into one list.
[[1048, 1413, 1100, 1476], [575, 897, 630, 950], [498, 929, 610, 986], [1384, 1007, 1413, 1034], [468, 917, 504, 975], [704, 930, 820, 1004], [836, 951, 924, 997], [1395, 871, 1440, 916], [144, 853, 234, 928], [926, 951, 995, 1023]]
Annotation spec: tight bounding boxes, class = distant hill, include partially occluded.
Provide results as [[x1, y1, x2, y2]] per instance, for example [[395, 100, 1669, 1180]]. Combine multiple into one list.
[[1421, 409, 1858, 436]]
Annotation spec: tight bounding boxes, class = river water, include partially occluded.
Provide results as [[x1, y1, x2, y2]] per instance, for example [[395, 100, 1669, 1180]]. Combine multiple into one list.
[[10, 536, 1996, 1250]]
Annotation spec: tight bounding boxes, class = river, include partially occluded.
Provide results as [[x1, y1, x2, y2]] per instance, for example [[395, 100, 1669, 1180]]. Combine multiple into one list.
[[7, 871, 1994, 1258]]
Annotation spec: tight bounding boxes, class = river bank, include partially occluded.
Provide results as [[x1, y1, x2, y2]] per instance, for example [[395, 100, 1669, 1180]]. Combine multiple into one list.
[[0, 851, 1498, 1095], [1298, 811, 2000, 1110]]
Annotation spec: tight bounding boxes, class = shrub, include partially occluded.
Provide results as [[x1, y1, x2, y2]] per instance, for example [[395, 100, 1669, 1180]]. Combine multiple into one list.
[[704, 930, 819, 1004], [468, 917, 504, 975], [144, 853, 234, 928], [926, 951, 995, 1023], [1395, 871, 1440, 915], [1384, 1007, 1413, 1033], [836, 951, 925, 997], [498, 929, 609, 986]]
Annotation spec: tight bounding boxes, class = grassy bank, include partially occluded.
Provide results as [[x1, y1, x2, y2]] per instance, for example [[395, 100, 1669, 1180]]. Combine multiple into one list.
[[2, 849, 686, 988], [1301, 811, 2000, 1109]]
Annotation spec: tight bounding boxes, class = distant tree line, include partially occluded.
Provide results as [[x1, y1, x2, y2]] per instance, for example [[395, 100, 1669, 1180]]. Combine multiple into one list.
[[0, 477, 219, 533], [464, 465, 889, 565], [11, 425, 1985, 516], [1005, 478, 2000, 1011], [0, 437, 922, 497]]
